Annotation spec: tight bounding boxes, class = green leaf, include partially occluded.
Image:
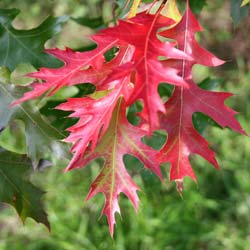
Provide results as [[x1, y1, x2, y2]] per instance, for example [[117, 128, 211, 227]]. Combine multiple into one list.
[[71, 17, 104, 29], [0, 147, 49, 228], [230, 0, 249, 25], [158, 83, 174, 98], [189, 0, 207, 14], [127, 101, 142, 126], [0, 68, 69, 169], [193, 112, 221, 134], [198, 77, 224, 90], [0, 8, 68, 70], [142, 130, 166, 150]]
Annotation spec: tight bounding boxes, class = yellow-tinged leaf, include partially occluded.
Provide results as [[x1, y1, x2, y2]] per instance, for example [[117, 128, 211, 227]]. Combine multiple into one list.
[[161, 0, 181, 22], [241, 0, 250, 6], [128, 0, 142, 18]]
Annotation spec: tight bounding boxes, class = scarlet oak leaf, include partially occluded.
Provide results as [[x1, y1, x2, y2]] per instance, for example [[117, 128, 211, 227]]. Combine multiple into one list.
[[160, 2, 224, 68], [157, 83, 245, 181], [56, 74, 134, 171], [73, 99, 161, 236], [11, 35, 119, 105], [102, 12, 191, 131], [157, 1, 245, 182]]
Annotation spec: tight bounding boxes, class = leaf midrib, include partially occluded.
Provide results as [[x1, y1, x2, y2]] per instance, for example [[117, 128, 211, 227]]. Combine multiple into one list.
[[109, 98, 122, 213], [176, 7, 189, 177]]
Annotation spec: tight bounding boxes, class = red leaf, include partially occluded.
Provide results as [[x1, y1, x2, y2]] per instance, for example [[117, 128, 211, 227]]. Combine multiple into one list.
[[157, 1, 246, 183], [57, 77, 133, 171], [11, 36, 127, 105], [12, 11, 190, 133], [75, 99, 161, 236], [101, 12, 191, 131]]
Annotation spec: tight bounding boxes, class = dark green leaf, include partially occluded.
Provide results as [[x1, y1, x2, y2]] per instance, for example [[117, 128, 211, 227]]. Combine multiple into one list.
[[104, 46, 119, 61], [158, 83, 174, 98], [177, 0, 207, 14], [193, 112, 221, 134], [198, 77, 224, 90], [189, 0, 207, 14], [71, 16, 104, 29], [0, 147, 49, 228], [0, 8, 68, 70], [127, 101, 142, 126], [38, 83, 96, 131], [39, 100, 77, 132]]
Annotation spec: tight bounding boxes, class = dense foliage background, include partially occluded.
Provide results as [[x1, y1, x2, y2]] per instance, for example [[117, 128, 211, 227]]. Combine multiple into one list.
[[0, 0, 249, 249]]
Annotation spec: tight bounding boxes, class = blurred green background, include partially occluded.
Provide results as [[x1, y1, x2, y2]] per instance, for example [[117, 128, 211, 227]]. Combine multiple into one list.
[[0, 0, 249, 249]]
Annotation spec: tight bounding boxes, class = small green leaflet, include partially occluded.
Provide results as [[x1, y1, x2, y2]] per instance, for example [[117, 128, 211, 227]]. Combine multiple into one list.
[[0, 147, 49, 228], [0, 8, 68, 70], [189, 0, 207, 14]]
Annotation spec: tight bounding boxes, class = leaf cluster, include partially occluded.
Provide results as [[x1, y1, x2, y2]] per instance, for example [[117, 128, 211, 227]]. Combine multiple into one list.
[[0, 0, 248, 236]]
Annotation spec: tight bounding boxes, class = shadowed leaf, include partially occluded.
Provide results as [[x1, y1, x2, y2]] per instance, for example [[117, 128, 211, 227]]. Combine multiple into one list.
[[0, 147, 49, 228]]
